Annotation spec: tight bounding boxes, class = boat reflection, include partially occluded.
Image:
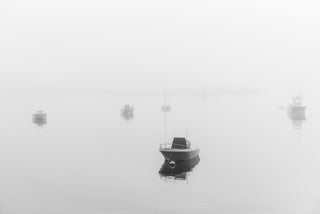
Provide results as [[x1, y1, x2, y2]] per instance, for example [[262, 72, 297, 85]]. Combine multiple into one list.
[[32, 111, 47, 126], [121, 104, 134, 120], [287, 96, 306, 129], [159, 156, 200, 182]]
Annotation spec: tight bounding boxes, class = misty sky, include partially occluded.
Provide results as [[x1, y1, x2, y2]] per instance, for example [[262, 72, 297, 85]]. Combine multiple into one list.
[[0, 0, 319, 92]]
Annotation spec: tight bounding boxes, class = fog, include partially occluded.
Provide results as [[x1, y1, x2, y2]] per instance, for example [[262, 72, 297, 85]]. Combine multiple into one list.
[[1, 0, 319, 93], [2, 1, 320, 213]]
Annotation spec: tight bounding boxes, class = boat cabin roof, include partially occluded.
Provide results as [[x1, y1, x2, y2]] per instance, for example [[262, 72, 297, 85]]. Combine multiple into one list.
[[171, 137, 191, 149]]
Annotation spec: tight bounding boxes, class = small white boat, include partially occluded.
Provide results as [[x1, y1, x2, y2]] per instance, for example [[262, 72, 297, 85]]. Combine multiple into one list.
[[159, 137, 200, 161], [287, 96, 306, 120], [161, 105, 171, 112], [32, 111, 47, 125], [121, 104, 134, 119], [32, 111, 46, 119]]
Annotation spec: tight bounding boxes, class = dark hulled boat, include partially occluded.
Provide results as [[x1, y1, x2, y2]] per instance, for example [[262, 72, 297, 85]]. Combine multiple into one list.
[[159, 137, 200, 161]]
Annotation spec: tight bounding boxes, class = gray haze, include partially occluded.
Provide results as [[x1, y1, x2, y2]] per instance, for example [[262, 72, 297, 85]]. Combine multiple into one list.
[[1, 1, 320, 214], [1, 0, 320, 93]]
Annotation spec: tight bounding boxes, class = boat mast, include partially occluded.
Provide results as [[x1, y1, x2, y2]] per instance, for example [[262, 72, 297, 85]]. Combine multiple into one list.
[[164, 72, 167, 143], [164, 72, 167, 105], [164, 111, 167, 143]]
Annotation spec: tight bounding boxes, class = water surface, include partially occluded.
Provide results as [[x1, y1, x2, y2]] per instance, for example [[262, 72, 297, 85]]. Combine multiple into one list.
[[0, 93, 319, 214]]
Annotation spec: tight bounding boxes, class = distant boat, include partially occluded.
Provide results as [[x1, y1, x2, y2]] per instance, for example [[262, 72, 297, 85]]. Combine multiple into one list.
[[287, 96, 306, 120], [161, 105, 171, 112], [159, 137, 200, 161], [32, 111, 47, 126], [121, 104, 134, 120]]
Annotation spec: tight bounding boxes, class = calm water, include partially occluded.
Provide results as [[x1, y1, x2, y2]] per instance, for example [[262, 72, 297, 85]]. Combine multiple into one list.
[[0, 93, 319, 214]]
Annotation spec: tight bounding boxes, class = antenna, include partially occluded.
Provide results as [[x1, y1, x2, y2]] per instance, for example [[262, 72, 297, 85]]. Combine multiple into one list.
[[164, 72, 167, 105], [164, 112, 167, 143], [186, 128, 188, 139]]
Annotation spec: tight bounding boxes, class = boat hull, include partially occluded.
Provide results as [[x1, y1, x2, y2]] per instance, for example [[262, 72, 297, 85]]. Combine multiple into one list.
[[287, 105, 306, 120], [159, 149, 200, 161], [159, 156, 200, 180]]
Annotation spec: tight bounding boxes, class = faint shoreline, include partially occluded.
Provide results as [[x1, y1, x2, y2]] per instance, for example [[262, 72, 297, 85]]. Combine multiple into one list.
[[0, 88, 263, 96]]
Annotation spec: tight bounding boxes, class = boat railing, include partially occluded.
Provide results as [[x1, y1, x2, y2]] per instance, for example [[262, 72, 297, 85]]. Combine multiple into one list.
[[292, 96, 303, 106], [159, 143, 192, 150], [160, 143, 172, 150]]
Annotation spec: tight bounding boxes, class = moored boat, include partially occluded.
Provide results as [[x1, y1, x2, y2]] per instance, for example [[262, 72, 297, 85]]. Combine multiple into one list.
[[161, 105, 171, 112], [32, 111, 47, 126], [287, 96, 306, 120], [159, 137, 200, 161], [121, 104, 134, 120]]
